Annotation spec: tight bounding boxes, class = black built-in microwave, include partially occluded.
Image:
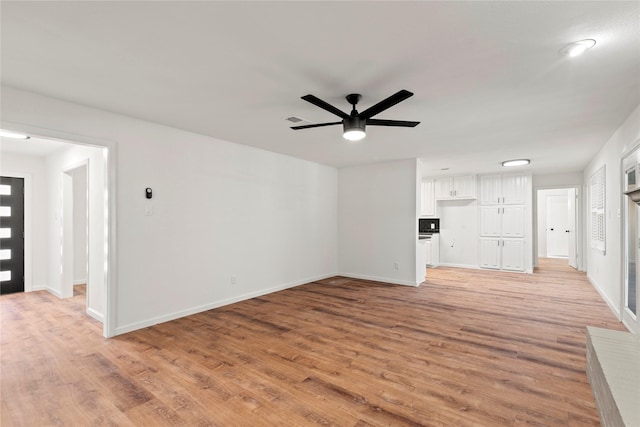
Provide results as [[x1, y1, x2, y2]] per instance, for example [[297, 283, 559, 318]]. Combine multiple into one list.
[[419, 218, 440, 233]]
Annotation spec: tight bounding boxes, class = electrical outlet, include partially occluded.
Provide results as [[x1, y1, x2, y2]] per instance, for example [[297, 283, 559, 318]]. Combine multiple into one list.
[[394, 262, 399, 270], [230, 275, 237, 285]]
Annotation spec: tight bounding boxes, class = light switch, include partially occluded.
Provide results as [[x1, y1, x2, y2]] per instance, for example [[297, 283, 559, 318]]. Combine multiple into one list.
[[144, 204, 153, 216]]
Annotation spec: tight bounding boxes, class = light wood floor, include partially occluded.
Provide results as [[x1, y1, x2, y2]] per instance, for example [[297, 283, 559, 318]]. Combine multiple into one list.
[[1, 259, 626, 426]]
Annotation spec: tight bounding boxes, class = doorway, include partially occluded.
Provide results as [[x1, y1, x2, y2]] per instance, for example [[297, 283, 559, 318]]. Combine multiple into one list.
[[0, 177, 25, 294], [0, 125, 115, 337], [536, 188, 578, 269], [61, 163, 89, 306]]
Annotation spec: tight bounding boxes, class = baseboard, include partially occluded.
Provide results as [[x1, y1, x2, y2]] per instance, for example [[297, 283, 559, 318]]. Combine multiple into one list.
[[86, 307, 104, 322], [114, 273, 336, 336], [438, 263, 479, 270], [30, 285, 47, 292], [622, 316, 638, 334], [587, 274, 621, 320], [337, 272, 419, 287], [45, 287, 63, 298], [74, 279, 86, 286]]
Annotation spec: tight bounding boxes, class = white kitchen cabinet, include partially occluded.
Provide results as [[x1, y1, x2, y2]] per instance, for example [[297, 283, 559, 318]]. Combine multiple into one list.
[[502, 239, 525, 271], [480, 205, 524, 238], [478, 172, 529, 273], [480, 173, 527, 205], [435, 175, 476, 200], [435, 177, 453, 199], [502, 206, 525, 238], [421, 179, 436, 217], [480, 206, 502, 237], [479, 238, 501, 269], [479, 238, 524, 271], [424, 234, 440, 267], [479, 175, 502, 205], [502, 174, 527, 205]]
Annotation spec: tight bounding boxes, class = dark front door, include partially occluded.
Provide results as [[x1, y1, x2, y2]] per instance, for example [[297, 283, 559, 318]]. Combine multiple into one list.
[[1, 177, 25, 294]]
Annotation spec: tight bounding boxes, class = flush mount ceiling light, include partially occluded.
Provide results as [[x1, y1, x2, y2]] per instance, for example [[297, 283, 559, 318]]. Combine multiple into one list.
[[502, 159, 530, 167], [559, 39, 596, 58], [0, 129, 30, 139]]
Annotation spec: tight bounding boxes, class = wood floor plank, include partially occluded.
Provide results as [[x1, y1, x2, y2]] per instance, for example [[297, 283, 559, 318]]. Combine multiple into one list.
[[0, 259, 626, 426]]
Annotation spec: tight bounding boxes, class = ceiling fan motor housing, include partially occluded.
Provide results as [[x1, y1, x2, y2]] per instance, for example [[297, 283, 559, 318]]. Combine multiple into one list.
[[343, 116, 366, 133]]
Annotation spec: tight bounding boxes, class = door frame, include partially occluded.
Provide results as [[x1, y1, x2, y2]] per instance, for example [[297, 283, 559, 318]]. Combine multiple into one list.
[[533, 185, 582, 270], [620, 142, 640, 333], [0, 120, 117, 338]]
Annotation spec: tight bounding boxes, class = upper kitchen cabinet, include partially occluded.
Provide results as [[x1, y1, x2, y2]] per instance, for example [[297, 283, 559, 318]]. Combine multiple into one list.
[[435, 175, 476, 200], [480, 173, 527, 205], [421, 179, 436, 217]]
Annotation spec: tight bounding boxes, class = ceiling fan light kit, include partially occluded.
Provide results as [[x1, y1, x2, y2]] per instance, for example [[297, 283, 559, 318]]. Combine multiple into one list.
[[291, 90, 420, 141], [343, 117, 366, 141]]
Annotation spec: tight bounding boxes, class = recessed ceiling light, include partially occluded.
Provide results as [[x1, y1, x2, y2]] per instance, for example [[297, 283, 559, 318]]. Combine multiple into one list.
[[558, 39, 596, 58], [502, 159, 530, 167], [0, 130, 30, 139]]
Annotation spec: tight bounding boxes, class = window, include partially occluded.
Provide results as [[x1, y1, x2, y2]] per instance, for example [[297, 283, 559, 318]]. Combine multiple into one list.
[[590, 165, 605, 253]]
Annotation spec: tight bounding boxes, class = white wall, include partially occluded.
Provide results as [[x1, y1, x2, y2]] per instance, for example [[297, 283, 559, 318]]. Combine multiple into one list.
[[1, 86, 338, 336], [438, 199, 478, 268], [338, 159, 419, 286], [533, 172, 583, 188], [72, 166, 87, 284], [46, 145, 106, 320], [583, 104, 640, 319], [0, 152, 48, 290]]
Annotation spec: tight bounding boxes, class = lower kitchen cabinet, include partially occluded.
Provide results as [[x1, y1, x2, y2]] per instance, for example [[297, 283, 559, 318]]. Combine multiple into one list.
[[479, 238, 524, 272]]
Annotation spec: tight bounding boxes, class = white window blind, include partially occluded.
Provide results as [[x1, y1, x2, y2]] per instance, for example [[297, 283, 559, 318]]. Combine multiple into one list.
[[590, 166, 605, 253]]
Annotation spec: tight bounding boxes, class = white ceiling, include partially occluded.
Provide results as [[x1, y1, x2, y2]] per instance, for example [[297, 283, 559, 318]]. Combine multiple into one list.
[[1, 136, 73, 157], [1, 1, 638, 175]]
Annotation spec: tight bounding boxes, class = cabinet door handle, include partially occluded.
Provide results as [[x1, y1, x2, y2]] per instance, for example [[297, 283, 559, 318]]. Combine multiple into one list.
[[497, 197, 500, 203], [502, 197, 505, 203]]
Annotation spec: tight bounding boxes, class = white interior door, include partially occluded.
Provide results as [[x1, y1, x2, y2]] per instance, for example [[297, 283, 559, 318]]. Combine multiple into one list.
[[546, 194, 569, 257], [567, 188, 577, 268]]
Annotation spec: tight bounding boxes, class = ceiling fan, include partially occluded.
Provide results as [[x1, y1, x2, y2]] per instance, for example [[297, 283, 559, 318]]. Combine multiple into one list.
[[291, 89, 420, 141]]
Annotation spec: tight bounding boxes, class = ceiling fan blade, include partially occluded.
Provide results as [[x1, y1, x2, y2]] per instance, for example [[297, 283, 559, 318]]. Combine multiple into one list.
[[291, 121, 342, 130], [358, 90, 414, 119], [367, 119, 420, 127], [301, 95, 350, 119]]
